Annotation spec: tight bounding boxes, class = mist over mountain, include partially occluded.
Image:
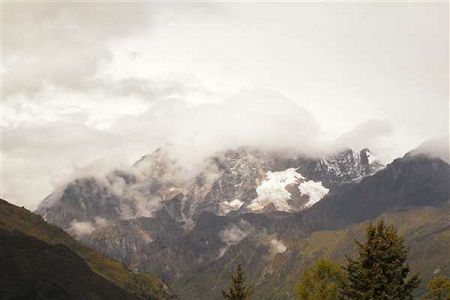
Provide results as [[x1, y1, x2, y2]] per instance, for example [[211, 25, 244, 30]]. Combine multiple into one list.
[[36, 146, 383, 233], [34, 140, 450, 298], [3, 89, 403, 211]]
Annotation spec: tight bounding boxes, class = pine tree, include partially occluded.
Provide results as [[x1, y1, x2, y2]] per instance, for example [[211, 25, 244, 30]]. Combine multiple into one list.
[[222, 264, 253, 300], [342, 221, 420, 300], [295, 258, 345, 300]]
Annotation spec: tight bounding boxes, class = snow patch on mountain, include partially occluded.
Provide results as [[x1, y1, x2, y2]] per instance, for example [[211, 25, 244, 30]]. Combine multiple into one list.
[[298, 180, 329, 208], [248, 168, 303, 212], [218, 199, 244, 215]]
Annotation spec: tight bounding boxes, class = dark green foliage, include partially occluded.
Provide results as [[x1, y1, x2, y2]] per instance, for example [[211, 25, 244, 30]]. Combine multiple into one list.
[[294, 258, 345, 300], [422, 276, 450, 300], [222, 264, 253, 300], [342, 221, 420, 300]]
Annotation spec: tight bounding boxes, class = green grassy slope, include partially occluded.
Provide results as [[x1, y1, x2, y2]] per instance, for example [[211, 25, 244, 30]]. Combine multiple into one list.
[[0, 199, 176, 300]]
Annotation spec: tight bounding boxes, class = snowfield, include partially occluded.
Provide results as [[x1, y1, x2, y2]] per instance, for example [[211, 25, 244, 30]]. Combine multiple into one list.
[[248, 168, 303, 212], [298, 180, 329, 207], [247, 168, 328, 211]]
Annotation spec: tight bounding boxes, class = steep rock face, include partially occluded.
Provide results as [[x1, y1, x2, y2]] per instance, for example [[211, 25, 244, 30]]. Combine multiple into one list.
[[293, 148, 383, 187], [37, 177, 122, 231], [37, 147, 381, 232], [85, 210, 189, 280], [85, 210, 251, 282]]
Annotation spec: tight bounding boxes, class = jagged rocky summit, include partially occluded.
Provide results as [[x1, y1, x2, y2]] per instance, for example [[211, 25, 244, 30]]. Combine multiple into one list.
[[36, 147, 382, 234]]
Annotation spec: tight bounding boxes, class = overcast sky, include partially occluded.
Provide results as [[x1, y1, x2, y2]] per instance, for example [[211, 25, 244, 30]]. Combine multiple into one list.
[[2, 2, 449, 209]]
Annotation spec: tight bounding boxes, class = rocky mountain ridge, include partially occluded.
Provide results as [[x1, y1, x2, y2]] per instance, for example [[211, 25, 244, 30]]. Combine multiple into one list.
[[37, 147, 382, 234]]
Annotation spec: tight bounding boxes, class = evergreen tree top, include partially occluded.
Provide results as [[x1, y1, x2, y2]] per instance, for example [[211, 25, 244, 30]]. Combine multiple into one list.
[[222, 264, 253, 300], [342, 220, 420, 300]]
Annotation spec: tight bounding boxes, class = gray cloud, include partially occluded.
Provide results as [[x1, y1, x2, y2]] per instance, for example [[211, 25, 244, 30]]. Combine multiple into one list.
[[3, 3, 224, 98], [408, 135, 450, 163], [3, 2, 153, 96], [2, 3, 447, 210], [1, 89, 326, 209], [333, 119, 394, 154]]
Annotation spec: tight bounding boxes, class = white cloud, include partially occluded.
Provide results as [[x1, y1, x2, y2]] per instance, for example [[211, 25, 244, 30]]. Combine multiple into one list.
[[68, 221, 96, 238], [333, 120, 393, 152], [68, 217, 109, 238], [2, 3, 447, 210], [269, 239, 287, 255], [218, 221, 253, 257], [3, 2, 155, 97]]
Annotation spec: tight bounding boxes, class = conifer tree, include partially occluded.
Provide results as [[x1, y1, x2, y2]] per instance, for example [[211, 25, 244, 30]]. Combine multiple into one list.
[[222, 264, 253, 300], [295, 258, 345, 300], [342, 221, 420, 300]]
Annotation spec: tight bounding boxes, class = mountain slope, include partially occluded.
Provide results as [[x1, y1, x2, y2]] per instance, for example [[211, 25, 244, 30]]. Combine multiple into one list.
[[33, 146, 449, 299], [0, 228, 137, 300], [174, 205, 450, 299], [0, 199, 176, 300], [295, 154, 450, 232], [76, 154, 448, 292]]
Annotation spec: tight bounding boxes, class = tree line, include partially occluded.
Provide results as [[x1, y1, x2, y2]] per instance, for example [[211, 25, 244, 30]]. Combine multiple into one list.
[[222, 221, 450, 300]]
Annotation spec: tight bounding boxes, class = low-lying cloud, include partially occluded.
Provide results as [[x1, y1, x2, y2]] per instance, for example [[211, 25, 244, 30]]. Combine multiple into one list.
[[6, 84, 446, 211], [1, 88, 405, 210], [218, 221, 253, 258], [269, 239, 287, 255]]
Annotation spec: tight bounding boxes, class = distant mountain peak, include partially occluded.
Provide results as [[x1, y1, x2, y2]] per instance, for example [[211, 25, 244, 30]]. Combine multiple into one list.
[[36, 146, 385, 234]]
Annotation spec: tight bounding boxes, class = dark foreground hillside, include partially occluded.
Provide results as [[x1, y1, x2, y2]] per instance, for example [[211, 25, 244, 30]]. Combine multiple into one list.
[[0, 228, 138, 300], [0, 199, 176, 300]]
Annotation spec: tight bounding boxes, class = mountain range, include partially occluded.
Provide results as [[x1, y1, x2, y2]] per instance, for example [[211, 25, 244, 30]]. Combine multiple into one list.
[[7, 144, 449, 299]]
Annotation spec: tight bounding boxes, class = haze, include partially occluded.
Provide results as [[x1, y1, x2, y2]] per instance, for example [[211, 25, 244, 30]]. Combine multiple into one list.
[[2, 2, 448, 209]]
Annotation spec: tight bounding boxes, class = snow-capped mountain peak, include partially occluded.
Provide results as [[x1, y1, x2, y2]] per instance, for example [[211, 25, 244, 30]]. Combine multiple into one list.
[[36, 147, 384, 232]]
